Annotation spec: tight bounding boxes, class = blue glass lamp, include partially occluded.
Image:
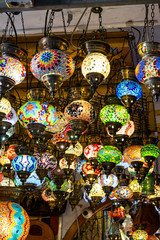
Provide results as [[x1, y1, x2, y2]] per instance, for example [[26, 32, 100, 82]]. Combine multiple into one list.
[[12, 155, 37, 184]]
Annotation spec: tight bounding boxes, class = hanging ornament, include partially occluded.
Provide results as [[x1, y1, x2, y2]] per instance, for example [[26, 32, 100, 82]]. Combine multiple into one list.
[[141, 144, 160, 168], [132, 229, 148, 240]]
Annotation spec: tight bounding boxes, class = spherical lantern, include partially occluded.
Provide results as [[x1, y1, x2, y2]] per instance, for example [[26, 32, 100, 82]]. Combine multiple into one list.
[[132, 230, 148, 240], [135, 42, 160, 101], [3, 107, 18, 126], [97, 146, 122, 164], [0, 201, 30, 240], [141, 144, 160, 168], [82, 162, 100, 176], [0, 97, 11, 119], [115, 120, 135, 137], [84, 144, 103, 160], [100, 104, 130, 135], [129, 179, 142, 197], [18, 101, 58, 128], [116, 80, 143, 108], [59, 158, 77, 170], [7, 144, 18, 161], [98, 174, 118, 188], [123, 145, 144, 165], [81, 40, 110, 95], [89, 183, 106, 198], [114, 186, 133, 199], [0, 152, 10, 165], [65, 142, 83, 156], [12, 155, 36, 172], [33, 152, 57, 170], [14, 171, 45, 187], [47, 111, 68, 134]]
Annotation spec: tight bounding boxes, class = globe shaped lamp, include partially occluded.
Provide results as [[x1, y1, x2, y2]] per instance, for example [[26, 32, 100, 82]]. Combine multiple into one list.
[[135, 41, 160, 101], [100, 103, 130, 135], [30, 36, 75, 97], [12, 155, 37, 184], [51, 132, 71, 152], [59, 157, 77, 179], [0, 97, 11, 120], [114, 186, 133, 200], [141, 144, 160, 168], [98, 173, 118, 196], [89, 183, 106, 207], [123, 145, 144, 165], [84, 144, 103, 170], [129, 179, 142, 198], [0, 43, 26, 98], [18, 100, 58, 142], [82, 162, 100, 185], [64, 100, 95, 140], [0, 201, 30, 240], [2, 107, 18, 126], [97, 146, 122, 174], [141, 174, 155, 196], [132, 230, 148, 240], [81, 40, 110, 95]]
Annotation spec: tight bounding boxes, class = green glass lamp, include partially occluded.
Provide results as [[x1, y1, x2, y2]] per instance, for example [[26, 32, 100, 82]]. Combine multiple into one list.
[[141, 144, 160, 168], [141, 174, 155, 196]]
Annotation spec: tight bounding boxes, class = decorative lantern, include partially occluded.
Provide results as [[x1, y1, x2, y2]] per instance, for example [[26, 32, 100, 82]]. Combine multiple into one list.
[[14, 171, 45, 187], [0, 43, 26, 98], [18, 101, 58, 141], [84, 144, 103, 160], [141, 144, 160, 168], [30, 36, 75, 97], [129, 179, 142, 198], [7, 144, 18, 161], [114, 186, 133, 199], [59, 157, 77, 179], [2, 107, 18, 126], [132, 230, 148, 240], [141, 174, 155, 196], [12, 155, 37, 184], [123, 145, 144, 165], [33, 152, 56, 170], [0, 97, 11, 119], [46, 111, 68, 134], [51, 132, 71, 152], [64, 100, 95, 140], [0, 201, 30, 240], [81, 40, 110, 95], [97, 146, 122, 174], [65, 141, 83, 156], [135, 42, 160, 101], [100, 95, 130, 135], [76, 159, 86, 173], [98, 174, 118, 188], [116, 67, 142, 110], [82, 162, 100, 185], [89, 183, 105, 198]]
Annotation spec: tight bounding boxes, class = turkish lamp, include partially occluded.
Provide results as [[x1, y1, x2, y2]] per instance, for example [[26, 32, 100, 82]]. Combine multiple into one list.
[[89, 183, 106, 209], [51, 132, 71, 152], [100, 95, 130, 136], [81, 40, 110, 96], [59, 157, 77, 179], [116, 67, 143, 112], [132, 230, 148, 240], [0, 97, 11, 120], [135, 41, 160, 102], [12, 154, 37, 185], [97, 146, 122, 175], [82, 162, 100, 185], [98, 173, 118, 196], [129, 179, 142, 198], [141, 144, 160, 169], [141, 174, 155, 196], [30, 36, 75, 97], [0, 43, 27, 99], [84, 144, 103, 170], [114, 186, 133, 200]]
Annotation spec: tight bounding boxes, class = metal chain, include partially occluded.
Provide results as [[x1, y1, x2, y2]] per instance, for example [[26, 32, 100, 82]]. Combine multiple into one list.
[[2, 15, 10, 43], [150, 4, 155, 42], [98, 9, 105, 40], [61, 10, 67, 39], [21, 12, 28, 51], [142, 4, 149, 42], [9, 13, 15, 38], [46, 10, 55, 36]]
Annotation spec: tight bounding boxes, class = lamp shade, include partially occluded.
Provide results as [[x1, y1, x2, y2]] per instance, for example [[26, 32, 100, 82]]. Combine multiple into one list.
[[17, 101, 58, 128], [82, 162, 100, 176], [97, 146, 122, 164], [84, 144, 103, 160], [64, 100, 95, 124], [30, 49, 75, 81], [98, 174, 118, 188], [132, 230, 148, 240], [0, 201, 30, 240], [135, 55, 160, 84], [12, 155, 37, 172], [7, 144, 18, 161], [114, 186, 133, 199], [123, 145, 144, 165], [116, 80, 143, 100], [51, 132, 70, 144], [100, 104, 130, 126], [81, 52, 110, 79], [141, 144, 160, 158], [0, 56, 26, 84], [107, 120, 135, 137], [59, 158, 77, 170], [14, 171, 44, 187], [3, 107, 18, 126], [33, 152, 57, 170], [89, 183, 105, 198], [0, 97, 11, 116]]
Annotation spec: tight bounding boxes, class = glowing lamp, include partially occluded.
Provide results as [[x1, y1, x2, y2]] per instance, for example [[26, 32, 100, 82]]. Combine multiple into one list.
[[116, 80, 143, 108], [97, 146, 122, 164], [0, 97, 11, 119], [33, 152, 57, 170], [30, 37, 75, 97], [2, 107, 18, 126], [0, 201, 30, 240], [114, 186, 133, 199], [59, 158, 77, 170], [84, 144, 103, 160], [141, 144, 160, 168], [129, 179, 142, 198], [81, 40, 110, 95], [76, 159, 86, 173], [100, 104, 130, 135], [0, 43, 26, 98], [141, 174, 155, 196], [135, 42, 160, 101], [14, 171, 45, 187], [89, 183, 105, 198], [123, 145, 144, 165], [51, 132, 70, 152], [98, 174, 118, 188], [7, 144, 18, 161], [47, 111, 68, 134], [132, 230, 148, 240]]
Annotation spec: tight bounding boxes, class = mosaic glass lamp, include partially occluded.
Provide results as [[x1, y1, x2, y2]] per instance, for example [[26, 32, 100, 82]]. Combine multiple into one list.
[[0, 201, 30, 240], [141, 174, 155, 196], [81, 40, 110, 95], [141, 144, 160, 168], [84, 144, 103, 170], [2, 107, 17, 126], [30, 36, 75, 97], [12, 155, 37, 184], [114, 186, 133, 199], [0, 97, 11, 119], [98, 173, 118, 196], [51, 132, 71, 152], [18, 100, 58, 141], [64, 100, 95, 140], [100, 95, 130, 135], [129, 179, 142, 198], [82, 162, 100, 185], [132, 230, 148, 240], [0, 43, 27, 98], [135, 41, 160, 101], [123, 145, 144, 165], [97, 146, 122, 174]]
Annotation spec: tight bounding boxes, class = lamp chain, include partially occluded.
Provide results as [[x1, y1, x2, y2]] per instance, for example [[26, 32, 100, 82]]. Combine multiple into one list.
[[9, 13, 15, 38], [46, 10, 55, 36], [21, 12, 28, 52], [150, 3, 155, 42], [142, 4, 149, 42]]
